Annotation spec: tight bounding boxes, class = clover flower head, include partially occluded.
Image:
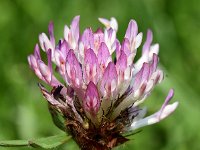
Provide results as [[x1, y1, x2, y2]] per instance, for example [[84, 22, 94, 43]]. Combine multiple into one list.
[[28, 16, 178, 149]]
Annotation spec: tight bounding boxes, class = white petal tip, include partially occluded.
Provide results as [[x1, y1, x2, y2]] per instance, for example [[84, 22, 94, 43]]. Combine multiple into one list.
[[162, 101, 179, 116]]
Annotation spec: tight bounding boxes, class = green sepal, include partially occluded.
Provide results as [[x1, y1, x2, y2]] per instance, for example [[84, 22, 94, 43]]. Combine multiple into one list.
[[48, 104, 66, 132], [122, 130, 142, 139]]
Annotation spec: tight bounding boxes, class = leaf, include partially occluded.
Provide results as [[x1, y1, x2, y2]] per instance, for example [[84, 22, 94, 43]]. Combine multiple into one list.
[[0, 140, 28, 147], [0, 133, 72, 149]]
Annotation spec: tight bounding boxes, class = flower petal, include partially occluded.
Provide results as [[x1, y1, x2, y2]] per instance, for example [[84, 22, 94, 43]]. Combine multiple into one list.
[[70, 16, 80, 44], [116, 50, 128, 83], [125, 20, 138, 43], [97, 42, 112, 72], [130, 89, 178, 130], [135, 32, 143, 49], [59, 40, 70, 59], [149, 43, 159, 60], [99, 17, 118, 31], [104, 28, 116, 54], [93, 28, 104, 54], [142, 29, 153, 55], [81, 28, 94, 50], [100, 62, 118, 98], [121, 38, 131, 57], [48, 21, 55, 48], [66, 50, 82, 87], [64, 16, 80, 49], [34, 44, 41, 60], [132, 63, 150, 91], [83, 48, 99, 84], [84, 81, 100, 116]]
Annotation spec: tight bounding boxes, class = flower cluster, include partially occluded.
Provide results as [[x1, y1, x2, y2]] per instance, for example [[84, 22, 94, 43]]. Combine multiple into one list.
[[28, 16, 178, 149]]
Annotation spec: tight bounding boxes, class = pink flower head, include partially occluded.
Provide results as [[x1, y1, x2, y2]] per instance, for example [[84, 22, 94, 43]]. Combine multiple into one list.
[[28, 16, 178, 149]]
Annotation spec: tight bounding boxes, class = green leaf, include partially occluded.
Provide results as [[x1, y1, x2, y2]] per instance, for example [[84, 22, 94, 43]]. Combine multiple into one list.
[[0, 140, 28, 147], [0, 133, 72, 149]]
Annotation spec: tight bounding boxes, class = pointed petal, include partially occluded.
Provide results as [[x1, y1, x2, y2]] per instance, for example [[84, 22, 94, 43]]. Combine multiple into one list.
[[46, 49, 62, 87], [84, 81, 100, 116], [39, 33, 54, 53], [97, 42, 112, 71], [93, 28, 104, 53], [130, 89, 178, 130], [70, 16, 80, 44], [135, 32, 143, 49], [142, 29, 153, 55], [54, 49, 64, 67], [116, 50, 128, 83], [34, 44, 41, 59], [141, 63, 150, 82], [149, 43, 159, 59], [81, 28, 94, 50], [66, 50, 82, 87], [125, 20, 138, 43], [48, 21, 55, 47], [54, 49, 67, 80], [60, 40, 70, 59], [84, 48, 99, 84], [47, 49, 53, 77], [37, 58, 60, 87], [160, 89, 174, 113], [130, 102, 178, 130], [28, 55, 47, 81], [64, 25, 70, 42], [100, 62, 118, 97], [28, 55, 38, 69], [133, 63, 149, 90], [115, 39, 121, 60], [110, 17, 118, 31], [134, 39, 154, 74], [121, 38, 131, 57], [104, 28, 116, 54], [116, 50, 127, 73], [99, 17, 118, 31], [151, 53, 159, 74], [38, 60, 52, 84], [99, 18, 110, 29], [147, 54, 159, 82], [107, 28, 116, 44]]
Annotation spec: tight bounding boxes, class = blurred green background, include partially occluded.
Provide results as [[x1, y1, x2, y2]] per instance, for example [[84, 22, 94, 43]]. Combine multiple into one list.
[[0, 0, 199, 149]]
